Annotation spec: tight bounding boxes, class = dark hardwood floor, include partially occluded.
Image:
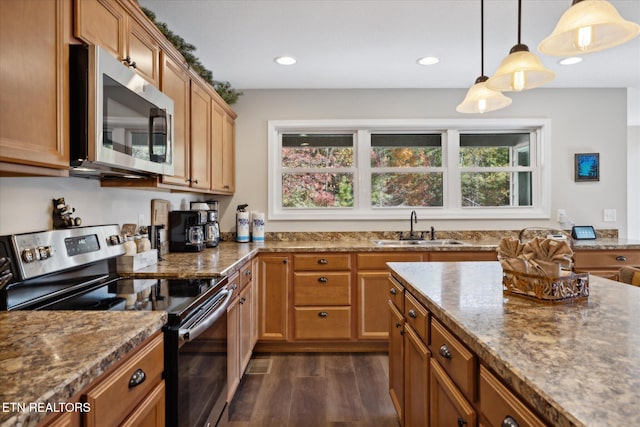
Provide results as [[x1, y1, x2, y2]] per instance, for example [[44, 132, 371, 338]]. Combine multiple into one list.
[[228, 353, 400, 427]]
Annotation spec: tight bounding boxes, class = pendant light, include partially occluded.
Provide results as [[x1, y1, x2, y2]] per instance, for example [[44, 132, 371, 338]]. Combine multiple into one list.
[[486, 0, 555, 92], [457, 0, 512, 114], [539, 0, 640, 56]]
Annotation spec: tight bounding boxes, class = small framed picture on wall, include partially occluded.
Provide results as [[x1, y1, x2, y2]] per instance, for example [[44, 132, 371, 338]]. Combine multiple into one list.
[[574, 153, 599, 182]]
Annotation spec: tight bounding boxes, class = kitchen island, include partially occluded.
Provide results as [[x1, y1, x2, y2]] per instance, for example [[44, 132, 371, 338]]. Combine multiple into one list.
[[0, 311, 167, 427], [387, 261, 640, 427]]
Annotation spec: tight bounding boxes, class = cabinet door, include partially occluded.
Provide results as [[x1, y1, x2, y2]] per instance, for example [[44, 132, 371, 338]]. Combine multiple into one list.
[[404, 325, 430, 427], [388, 301, 404, 424], [126, 17, 160, 86], [211, 101, 235, 194], [1, 0, 70, 174], [189, 80, 212, 189], [251, 257, 260, 347], [257, 255, 290, 341], [238, 283, 253, 373], [120, 381, 165, 427], [430, 359, 476, 427], [74, 0, 126, 59], [160, 52, 190, 186], [227, 294, 240, 402], [357, 271, 392, 340]]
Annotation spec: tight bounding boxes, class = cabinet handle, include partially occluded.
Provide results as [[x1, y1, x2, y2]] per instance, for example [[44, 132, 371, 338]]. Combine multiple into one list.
[[439, 344, 452, 359], [501, 416, 520, 427], [240, 297, 246, 304], [283, 259, 288, 264], [318, 276, 329, 283], [616, 255, 628, 262], [390, 288, 397, 295], [408, 309, 417, 318], [244, 270, 252, 277], [317, 258, 329, 265], [224, 185, 230, 189], [128, 368, 146, 388], [395, 321, 402, 328], [457, 416, 468, 427], [318, 311, 329, 317]]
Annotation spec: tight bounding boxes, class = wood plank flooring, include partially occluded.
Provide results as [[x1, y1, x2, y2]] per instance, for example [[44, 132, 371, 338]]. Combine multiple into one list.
[[228, 353, 400, 427]]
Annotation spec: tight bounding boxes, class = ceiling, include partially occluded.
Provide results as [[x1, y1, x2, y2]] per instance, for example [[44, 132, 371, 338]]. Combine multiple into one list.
[[138, 0, 640, 90]]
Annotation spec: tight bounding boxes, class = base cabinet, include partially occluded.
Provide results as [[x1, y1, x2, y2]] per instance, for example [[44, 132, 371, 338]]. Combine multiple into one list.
[[430, 359, 476, 427], [257, 254, 290, 341], [404, 325, 430, 427], [388, 301, 405, 425]]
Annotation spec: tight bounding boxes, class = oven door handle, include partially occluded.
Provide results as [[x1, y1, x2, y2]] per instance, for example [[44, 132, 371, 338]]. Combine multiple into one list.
[[178, 286, 234, 342]]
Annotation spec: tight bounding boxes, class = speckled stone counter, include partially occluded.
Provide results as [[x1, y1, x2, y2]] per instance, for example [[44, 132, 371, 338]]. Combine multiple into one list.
[[121, 237, 640, 279], [387, 261, 640, 427], [0, 311, 167, 427]]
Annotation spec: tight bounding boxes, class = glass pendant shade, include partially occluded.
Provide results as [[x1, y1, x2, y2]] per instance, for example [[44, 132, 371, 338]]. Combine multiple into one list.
[[457, 77, 512, 114], [538, 0, 640, 56], [486, 45, 556, 92]]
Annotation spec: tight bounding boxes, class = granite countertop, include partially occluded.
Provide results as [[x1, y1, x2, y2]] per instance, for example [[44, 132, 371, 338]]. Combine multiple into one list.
[[121, 237, 640, 279], [0, 311, 167, 427], [387, 261, 640, 427]]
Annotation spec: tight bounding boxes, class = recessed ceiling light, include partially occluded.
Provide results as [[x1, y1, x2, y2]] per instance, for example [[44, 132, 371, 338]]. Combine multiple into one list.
[[558, 57, 583, 65], [274, 56, 296, 65], [416, 56, 439, 66]]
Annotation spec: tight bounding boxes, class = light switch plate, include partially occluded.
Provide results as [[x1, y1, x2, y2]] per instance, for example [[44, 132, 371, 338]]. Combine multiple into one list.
[[603, 209, 616, 222]]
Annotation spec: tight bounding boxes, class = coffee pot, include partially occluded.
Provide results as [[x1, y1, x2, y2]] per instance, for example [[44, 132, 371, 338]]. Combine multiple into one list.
[[204, 210, 220, 248]]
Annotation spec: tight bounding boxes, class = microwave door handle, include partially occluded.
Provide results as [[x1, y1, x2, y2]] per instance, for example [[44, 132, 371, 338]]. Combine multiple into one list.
[[178, 286, 234, 342], [148, 108, 167, 162]]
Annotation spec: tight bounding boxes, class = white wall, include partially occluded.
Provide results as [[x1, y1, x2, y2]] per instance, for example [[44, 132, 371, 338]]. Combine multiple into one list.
[[227, 88, 630, 236], [0, 177, 201, 235], [0, 88, 630, 237], [627, 87, 640, 240]]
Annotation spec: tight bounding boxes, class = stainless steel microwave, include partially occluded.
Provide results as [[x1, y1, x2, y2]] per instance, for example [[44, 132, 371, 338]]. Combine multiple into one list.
[[69, 44, 174, 177]]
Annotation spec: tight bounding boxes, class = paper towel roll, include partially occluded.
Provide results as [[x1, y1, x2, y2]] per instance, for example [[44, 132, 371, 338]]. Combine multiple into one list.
[[236, 211, 250, 242], [252, 212, 265, 242]]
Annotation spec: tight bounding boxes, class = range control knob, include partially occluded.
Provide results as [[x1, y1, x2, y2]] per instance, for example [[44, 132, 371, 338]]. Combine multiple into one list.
[[37, 246, 52, 260], [21, 248, 36, 263], [108, 235, 123, 245]]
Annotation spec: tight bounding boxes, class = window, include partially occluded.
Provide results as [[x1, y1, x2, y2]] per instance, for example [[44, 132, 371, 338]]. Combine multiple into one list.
[[268, 119, 550, 220]]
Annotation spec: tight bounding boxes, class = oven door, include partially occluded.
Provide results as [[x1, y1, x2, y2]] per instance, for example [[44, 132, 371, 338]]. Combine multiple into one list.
[[166, 282, 234, 427]]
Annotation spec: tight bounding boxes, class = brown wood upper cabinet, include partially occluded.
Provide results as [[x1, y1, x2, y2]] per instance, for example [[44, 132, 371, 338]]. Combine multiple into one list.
[[75, 0, 160, 86], [0, 0, 71, 176]]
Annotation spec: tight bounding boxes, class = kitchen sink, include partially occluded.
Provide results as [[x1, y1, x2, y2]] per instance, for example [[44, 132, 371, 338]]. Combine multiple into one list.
[[372, 239, 467, 246]]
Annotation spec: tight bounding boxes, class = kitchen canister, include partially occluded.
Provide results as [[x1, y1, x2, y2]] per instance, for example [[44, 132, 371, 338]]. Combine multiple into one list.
[[252, 212, 265, 242], [236, 204, 250, 242]]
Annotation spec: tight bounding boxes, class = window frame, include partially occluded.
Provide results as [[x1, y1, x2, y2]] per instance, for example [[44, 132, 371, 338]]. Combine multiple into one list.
[[268, 119, 551, 221]]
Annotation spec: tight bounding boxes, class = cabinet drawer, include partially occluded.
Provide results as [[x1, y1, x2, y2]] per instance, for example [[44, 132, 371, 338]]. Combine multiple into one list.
[[84, 333, 164, 427], [574, 250, 640, 269], [389, 275, 404, 312], [294, 307, 352, 340], [293, 253, 351, 271], [294, 272, 351, 306], [404, 292, 428, 344], [356, 252, 422, 270], [430, 318, 476, 401], [480, 365, 546, 427], [239, 261, 253, 290]]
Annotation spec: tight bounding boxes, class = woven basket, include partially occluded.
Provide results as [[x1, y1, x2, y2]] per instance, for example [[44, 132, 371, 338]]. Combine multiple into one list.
[[502, 268, 589, 304]]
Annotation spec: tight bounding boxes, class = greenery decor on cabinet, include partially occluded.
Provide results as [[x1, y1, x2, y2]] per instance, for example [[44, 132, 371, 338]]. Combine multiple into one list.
[[141, 7, 242, 105]]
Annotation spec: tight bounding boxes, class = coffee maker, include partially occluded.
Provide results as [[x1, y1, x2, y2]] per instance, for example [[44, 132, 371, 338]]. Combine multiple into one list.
[[204, 210, 220, 248], [168, 210, 207, 252]]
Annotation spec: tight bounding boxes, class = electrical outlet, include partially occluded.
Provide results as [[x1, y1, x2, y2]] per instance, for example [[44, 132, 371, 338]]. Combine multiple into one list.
[[556, 209, 566, 222], [138, 214, 145, 226], [603, 209, 616, 222]]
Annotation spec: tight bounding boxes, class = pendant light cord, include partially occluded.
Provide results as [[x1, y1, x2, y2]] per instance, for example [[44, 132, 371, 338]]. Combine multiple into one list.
[[481, 0, 484, 76], [517, 0, 522, 45]]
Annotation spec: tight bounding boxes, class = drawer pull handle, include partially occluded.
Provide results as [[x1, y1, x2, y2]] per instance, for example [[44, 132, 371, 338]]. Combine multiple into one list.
[[128, 368, 146, 388], [408, 309, 417, 318], [395, 321, 402, 328], [318, 276, 329, 283], [616, 256, 628, 262], [502, 416, 520, 427], [240, 297, 246, 304], [439, 344, 452, 359], [244, 270, 252, 276], [318, 311, 329, 317], [317, 258, 329, 265], [457, 416, 468, 427], [390, 288, 397, 295]]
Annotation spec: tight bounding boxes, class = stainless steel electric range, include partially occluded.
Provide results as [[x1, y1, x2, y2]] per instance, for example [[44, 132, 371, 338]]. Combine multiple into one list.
[[0, 224, 232, 427]]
